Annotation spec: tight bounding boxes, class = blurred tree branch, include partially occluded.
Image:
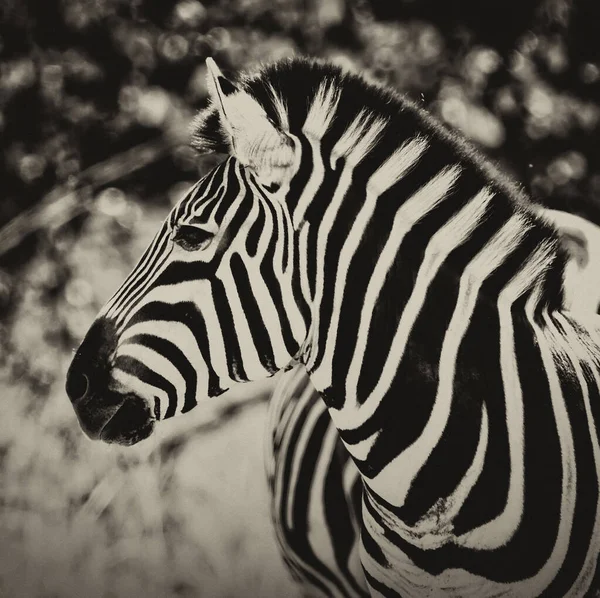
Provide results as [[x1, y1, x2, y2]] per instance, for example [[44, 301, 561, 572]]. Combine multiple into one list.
[[0, 137, 176, 257]]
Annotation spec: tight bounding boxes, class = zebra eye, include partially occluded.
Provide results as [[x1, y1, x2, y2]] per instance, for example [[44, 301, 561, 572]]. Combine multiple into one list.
[[173, 225, 214, 251]]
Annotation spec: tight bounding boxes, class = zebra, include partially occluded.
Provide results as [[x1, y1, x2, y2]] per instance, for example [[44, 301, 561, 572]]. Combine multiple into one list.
[[267, 209, 600, 598], [266, 361, 367, 597], [66, 56, 600, 597], [541, 210, 600, 315]]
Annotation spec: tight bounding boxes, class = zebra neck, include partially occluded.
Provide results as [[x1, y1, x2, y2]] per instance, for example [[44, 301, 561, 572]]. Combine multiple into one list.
[[296, 138, 573, 502], [302, 140, 565, 398]]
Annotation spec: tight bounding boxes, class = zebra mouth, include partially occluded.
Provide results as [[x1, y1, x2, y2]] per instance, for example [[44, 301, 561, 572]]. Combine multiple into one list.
[[98, 395, 156, 445]]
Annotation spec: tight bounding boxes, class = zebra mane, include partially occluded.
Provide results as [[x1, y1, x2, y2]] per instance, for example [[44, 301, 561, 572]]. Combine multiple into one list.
[[191, 58, 538, 215], [190, 56, 569, 308]]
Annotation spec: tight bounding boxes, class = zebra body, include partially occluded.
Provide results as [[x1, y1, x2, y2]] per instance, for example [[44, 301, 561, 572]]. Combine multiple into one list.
[[268, 210, 600, 598], [266, 363, 366, 597], [66, 56, 600, 597]]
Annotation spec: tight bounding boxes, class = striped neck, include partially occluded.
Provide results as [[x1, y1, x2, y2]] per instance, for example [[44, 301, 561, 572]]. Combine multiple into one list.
[[296, 118, 566, 423]]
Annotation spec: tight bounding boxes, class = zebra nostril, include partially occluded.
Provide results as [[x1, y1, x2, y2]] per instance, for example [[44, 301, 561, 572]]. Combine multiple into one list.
[[66, 370, 89, 403]]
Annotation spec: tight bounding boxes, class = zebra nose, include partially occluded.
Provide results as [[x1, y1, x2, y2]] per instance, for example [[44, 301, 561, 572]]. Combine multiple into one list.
[[66, 369, 89, 403], [66, 317, 117, 405]]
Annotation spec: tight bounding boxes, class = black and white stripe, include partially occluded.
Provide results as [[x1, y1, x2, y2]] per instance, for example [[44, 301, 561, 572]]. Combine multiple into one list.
[[265, 365, 367, 598], [78, 57, 600, 597]]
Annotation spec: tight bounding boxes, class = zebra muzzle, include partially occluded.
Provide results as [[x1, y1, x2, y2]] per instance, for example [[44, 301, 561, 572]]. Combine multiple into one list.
[[95, 393, 155, 445], [72, 390, 154, 445], [67, 381, 155, 445], [66, 317, 155, 445]]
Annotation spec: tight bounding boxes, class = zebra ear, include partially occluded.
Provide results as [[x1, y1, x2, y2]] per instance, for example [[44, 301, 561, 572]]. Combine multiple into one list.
[[204, 58, 295, 184], [542, 208, 600, 314]]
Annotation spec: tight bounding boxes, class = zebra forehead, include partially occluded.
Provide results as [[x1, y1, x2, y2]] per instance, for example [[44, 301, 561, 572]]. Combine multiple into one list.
[[172, 159, 239, 220]]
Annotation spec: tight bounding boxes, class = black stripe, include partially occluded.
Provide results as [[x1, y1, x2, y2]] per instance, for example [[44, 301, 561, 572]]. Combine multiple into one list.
[[114, 355, 179, 418], [286, 136, 313, 216], [259, 210, 300, 358], [229, 252, 277, 372], [122, 334, 199, 415], [154, 259, 216, 285], [124, 301, 225, 398], [291, 227, 311, 324], [210, 277, 248, 382], [245, 199, 265, 257], [540, 329, 599, 596], [281, 208, 290, 273]]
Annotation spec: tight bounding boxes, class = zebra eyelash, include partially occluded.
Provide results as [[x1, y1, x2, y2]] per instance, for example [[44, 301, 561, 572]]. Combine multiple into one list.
[[172, 223, 215, 252]]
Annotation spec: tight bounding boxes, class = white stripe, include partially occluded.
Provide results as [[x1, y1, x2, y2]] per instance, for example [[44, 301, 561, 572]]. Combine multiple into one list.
[[330, 111, 387, 169], [293, 82, 340, 227], [267, 83, 290, 131], [365, 213, 531, 509], [552, 312, 600, 597], [459, 239, 556, 550], [307, 115, 387, 376], [112, 369, 170, 419], [332, 170, 479, 430], [298, 222, 313, 305], [308, 135, 430, 382]]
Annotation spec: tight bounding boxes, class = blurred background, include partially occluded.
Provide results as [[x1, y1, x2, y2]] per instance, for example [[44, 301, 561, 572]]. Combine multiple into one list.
[[0, 0, 599, 596]]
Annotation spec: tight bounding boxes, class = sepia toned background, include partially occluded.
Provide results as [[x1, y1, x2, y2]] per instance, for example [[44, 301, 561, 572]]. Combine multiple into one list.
[[0, 0, 599, 596]]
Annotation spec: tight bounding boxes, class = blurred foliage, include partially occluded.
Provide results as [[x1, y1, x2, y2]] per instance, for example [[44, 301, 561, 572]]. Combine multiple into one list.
[[0, 0, 598, 227], [0, 0, 599, 596], [0, 0, 598, 333]]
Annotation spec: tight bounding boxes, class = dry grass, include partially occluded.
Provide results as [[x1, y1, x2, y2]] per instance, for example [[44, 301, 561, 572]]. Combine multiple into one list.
[[0, 193, 300, 598]]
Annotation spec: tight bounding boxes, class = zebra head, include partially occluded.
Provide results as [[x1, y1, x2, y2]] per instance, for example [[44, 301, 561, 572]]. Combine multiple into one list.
[[66, 59, 309, 445]]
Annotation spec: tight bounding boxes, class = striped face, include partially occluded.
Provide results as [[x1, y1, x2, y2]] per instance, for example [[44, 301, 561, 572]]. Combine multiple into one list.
[[65, 58, 312, 445], [66, 156, 307, 444]]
